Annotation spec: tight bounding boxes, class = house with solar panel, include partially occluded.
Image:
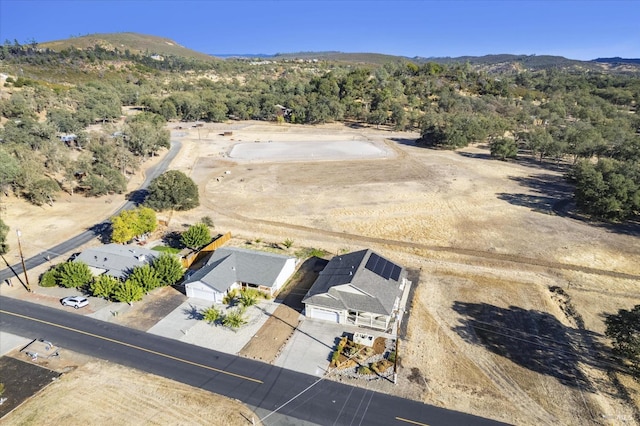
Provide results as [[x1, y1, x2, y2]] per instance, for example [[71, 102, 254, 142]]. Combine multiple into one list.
[[302, 249, 411, 331]]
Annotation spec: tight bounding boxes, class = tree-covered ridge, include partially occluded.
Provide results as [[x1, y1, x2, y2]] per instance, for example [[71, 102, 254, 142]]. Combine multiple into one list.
[[1, 41, 638, 221]]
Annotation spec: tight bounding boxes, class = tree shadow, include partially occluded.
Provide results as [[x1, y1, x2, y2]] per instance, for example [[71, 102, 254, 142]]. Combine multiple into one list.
[[456, 150, 572, 173], [88, 221, 112, 244], [451, 301, 615, 391], [183, 303, 204, 321], [497, 173, 574, 215], [125, 189, 149, 205], [497, 173, 640, 237], [162, 231, 183, 249], [389, 137, 419, 147]]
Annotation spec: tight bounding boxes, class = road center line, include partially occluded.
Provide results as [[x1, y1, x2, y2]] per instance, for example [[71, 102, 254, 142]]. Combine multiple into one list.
[[395, 416, 430, 425], [0, 309, 263, 384]]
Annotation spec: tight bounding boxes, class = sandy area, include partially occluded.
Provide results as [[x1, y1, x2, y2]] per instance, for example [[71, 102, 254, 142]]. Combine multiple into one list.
[[2, 120, 639, 425]]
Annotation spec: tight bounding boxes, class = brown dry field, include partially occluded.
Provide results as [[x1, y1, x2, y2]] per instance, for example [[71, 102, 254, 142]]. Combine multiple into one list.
[[1, 352, 256, 426], [3, 120, 640, 425]]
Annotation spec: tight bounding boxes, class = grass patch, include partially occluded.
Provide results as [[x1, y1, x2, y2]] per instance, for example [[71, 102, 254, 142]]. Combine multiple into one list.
[[295, 247, 329, 259], [152, 245, 181, 254]]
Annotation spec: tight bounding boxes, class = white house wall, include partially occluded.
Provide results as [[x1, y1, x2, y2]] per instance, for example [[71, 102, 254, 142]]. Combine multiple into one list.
[[272, 258, 297, 294]]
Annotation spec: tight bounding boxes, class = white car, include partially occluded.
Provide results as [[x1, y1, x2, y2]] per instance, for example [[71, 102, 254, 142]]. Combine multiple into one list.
[[61, 296, 89, 309]]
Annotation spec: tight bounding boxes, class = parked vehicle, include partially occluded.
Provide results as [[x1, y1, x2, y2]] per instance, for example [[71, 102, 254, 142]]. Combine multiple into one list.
[[61, 296, 89, 309]]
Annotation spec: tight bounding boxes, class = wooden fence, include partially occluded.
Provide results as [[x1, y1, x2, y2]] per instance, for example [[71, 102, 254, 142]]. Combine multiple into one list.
[[181, 232, 232, 268]]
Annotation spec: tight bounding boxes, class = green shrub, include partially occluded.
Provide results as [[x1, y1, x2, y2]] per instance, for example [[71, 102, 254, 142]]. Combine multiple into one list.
[[223, 289, 238, 305], [387, 350, 397, 363], [295, 247, 328, 259], [89, 274, 120, 299], [39, 268, 59, 287], [357, 365, 372, 375], [331, 350, 341, 366], [222, 308, 246, 328], [57, 261, 92, 288], [113, 280, 143, 304], [202, 306, 221, 324], [151, 245, 181, 254]]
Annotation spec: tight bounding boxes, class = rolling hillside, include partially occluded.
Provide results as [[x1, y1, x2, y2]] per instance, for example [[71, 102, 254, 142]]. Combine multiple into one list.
[[39, 32, 217, 62]]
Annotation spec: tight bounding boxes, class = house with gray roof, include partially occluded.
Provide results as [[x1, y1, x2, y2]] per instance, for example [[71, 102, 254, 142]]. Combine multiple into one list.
[[184, 247, 297, 303], [74, 243, 159, 280], [302, 249, 411, 331]]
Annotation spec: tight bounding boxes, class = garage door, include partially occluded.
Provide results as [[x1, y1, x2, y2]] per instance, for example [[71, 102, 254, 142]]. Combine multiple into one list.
[[311, 307, 339, 323], [187, 286, 216, 302]]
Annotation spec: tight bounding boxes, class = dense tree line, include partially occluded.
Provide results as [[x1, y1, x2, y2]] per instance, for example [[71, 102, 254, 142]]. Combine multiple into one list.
[[1, 44, 638, 220]]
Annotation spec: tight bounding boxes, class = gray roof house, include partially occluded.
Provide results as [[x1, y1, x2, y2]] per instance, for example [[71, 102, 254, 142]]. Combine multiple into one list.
[[302, 249, 411, 331], [74, 243, 159, 280], [184, 247, 297, 303]]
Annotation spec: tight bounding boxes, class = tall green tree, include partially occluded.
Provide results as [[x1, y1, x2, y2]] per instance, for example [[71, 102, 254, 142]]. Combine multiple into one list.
[[571, 159, 640, 220], [605, 305, 640, 380], [57, 261, 92, 288], [490, 138, 518, 160], [113, 280, 144, 304], [145, 170, 199, 211], [0, 218, 9, 254], [0, 147, 20, 192], [180, 223, 211, 249], [127, 264, 160, 293], [124, 113, 170, 157], [110, 207, 157, 244], [89, 274, 120, 300], [152, 253, 184, 286]]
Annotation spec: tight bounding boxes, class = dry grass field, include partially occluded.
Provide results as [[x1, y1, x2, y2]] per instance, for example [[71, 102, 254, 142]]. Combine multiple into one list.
[[2, 120, 639, 425], [1, 355, 255, 426]]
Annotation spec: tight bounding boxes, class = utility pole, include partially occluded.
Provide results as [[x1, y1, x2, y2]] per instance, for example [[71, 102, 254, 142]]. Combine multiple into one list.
[[16, 229, 31, 292]]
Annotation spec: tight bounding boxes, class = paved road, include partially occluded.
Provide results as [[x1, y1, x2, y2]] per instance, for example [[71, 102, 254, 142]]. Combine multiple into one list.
[[0, 140, 182, 283], [0, 296, 508, 426]]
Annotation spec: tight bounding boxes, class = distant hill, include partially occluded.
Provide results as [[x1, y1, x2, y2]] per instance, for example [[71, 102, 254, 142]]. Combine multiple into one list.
[[31, 33, 640, 74], [40, 32, 217, 62], [593, 57, 640, 65], [212, 51, 409, 65], [211, 50, 640, 73]]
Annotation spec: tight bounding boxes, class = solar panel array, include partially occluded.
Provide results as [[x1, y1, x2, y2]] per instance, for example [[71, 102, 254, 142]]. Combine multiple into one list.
[[365, 253, 401, 281]]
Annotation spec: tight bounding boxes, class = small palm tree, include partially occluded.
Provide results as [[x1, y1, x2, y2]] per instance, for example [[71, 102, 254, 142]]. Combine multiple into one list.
[[222, 308, 246, 329], [239, 290, 258, 308], [202, 306, 221, 325]]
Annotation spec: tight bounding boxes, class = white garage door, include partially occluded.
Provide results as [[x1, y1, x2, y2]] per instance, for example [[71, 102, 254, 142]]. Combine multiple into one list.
[[187, 286, 216, 302], [311, 307, 339, 323]]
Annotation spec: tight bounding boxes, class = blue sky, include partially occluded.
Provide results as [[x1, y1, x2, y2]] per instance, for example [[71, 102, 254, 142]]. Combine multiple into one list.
[[1, 1, 638, 60]]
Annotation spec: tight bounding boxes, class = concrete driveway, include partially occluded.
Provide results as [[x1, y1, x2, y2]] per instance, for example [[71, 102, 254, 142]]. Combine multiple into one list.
[[274, 317, 392, 377]]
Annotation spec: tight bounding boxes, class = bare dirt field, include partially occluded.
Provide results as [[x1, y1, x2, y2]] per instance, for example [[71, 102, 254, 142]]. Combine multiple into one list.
[[0, 351, 255, 425], [2, 120, 639, 425]]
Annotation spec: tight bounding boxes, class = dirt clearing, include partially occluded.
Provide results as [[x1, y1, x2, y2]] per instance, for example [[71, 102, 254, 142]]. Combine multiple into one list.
[[3, 120, 639, 425]]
